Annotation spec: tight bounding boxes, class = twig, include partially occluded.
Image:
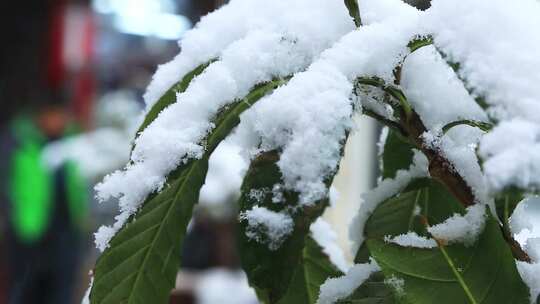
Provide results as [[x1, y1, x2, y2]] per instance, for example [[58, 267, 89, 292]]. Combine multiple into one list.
[[401, 106, 531, 262]]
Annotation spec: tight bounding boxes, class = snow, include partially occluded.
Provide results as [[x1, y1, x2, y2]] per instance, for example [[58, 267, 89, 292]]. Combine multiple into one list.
[[80, 277, 93, 304], [194, 269, 258, 304], [413, 205, 421, 216], [93, 0, 540, 283], [384, 275, 405, 296], [519, 236, 540, 303], [517, 262, 540, 304], [94, 225, 117, 252], [350, 150, 428, 255], [360, 0, 420, 25], [316, 260, 380, 304], [271, 184, 284, 204], [425, 0, 540, 123], [247, 188, 269, 204], [239, 206, 294, 250], [239, 67, 353, 205], [94, 0, 354, 249], [401, 46, 487, 130], [422, 126, 492, 206], [385, 232, 437, 249], [400, 39, 492, 206], [479, 120, 540, 192], [237, 7, 423, 205], [144, 0, 354, 108], [427, 204, 486, 246], [511, 197, 540, 245], [310, 218, 351, 272], [425, 0, 540, 195], [524, 238, 540, 263], [511, 197, 540, 303]]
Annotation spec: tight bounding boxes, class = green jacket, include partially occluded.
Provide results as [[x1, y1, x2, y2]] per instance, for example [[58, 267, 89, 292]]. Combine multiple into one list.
[[7, 117, 88, 244]]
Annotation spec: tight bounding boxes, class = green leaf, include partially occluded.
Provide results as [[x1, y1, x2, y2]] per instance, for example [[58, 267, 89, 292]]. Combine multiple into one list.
[[442, 119, 493, 134], [354, 243, 372, 264], [361, 179, 530, 304], [407, 36, 433, 53], [381, 129, 415, 179], [367, 212, 530, 304], [354, 179, 450, 265], [278, 236, 343, 304], [237, 150, 337, 304], [344, 0, 362, 27], [363, 179, 431, 240], [366, 178, 466, 237], [90, 79, 287, 304], [134, 60, 215, 139]]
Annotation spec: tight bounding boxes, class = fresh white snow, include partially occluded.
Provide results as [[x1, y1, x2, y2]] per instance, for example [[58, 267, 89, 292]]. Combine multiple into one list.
[[427, 204, 486, 246], [426, 0, 540, 194], [384, 275, 405, 296], [349, 150, 428, 255], [91, 0, 540, 299], [239, 206, 294, 250], [316, 260, 380, 304], [479, 120, 540, 192], [511, 197, 540, 303], [401, 46, 487, 130], [517, 262, 540, 304], [385, 232, 437, 249], [94, 0, 354, 250]]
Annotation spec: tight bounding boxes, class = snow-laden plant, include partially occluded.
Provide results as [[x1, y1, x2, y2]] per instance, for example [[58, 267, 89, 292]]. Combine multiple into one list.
[[88, 0, 540, 303]]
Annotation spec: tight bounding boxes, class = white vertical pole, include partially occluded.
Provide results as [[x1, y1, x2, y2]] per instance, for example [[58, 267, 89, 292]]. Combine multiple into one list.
[[323, 114, 378, 261]]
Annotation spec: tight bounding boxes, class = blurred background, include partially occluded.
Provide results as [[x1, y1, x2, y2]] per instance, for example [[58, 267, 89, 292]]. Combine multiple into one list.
[[0, 1, 248, 303], [9, 1, 540, 304]]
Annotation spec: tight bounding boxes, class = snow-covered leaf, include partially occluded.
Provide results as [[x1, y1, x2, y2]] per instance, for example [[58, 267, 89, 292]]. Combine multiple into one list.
[[362, 179, 431, 240], [135, 61, 214, 139], [238, 151, 340, 304], [368, 213, 530, 304], [363, 180, 530, 303], [89, 79, 286, 304], [279, 237, 343, 304]]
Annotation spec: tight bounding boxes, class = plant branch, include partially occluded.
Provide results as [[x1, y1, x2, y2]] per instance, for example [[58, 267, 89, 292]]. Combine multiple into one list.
[[354, 64, 529, 262], [381, 67, 529, 261], [398, 98, 531, 263], [403, 110, 477, 207]]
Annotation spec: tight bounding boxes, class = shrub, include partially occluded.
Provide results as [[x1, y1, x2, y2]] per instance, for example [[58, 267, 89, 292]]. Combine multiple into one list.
[[88, 0, 540, 303]]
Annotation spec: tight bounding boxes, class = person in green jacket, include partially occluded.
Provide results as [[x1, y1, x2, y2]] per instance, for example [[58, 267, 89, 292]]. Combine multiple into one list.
[[0, 104, 88, 304]]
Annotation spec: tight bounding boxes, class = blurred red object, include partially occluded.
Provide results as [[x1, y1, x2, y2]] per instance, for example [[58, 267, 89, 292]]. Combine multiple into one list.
[[47, 0, 96, 127]]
